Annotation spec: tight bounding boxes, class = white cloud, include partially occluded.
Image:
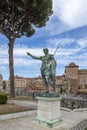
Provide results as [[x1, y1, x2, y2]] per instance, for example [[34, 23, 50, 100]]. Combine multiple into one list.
[[0, 66, 8, 72], [52, 0, 87, 28], [0, 45, 8, 56], [0, 58, 8, 65], [14, 58, 41, 66], [0, 37, 87, 68], [45, 17, 69, 35], [55, 48, 80, 56], [47, 36, 87, 51], [0, 39, 87, 79], [47, 37, 75, 47], [14, 44, 43, 57], [77, 38, 87, 48]]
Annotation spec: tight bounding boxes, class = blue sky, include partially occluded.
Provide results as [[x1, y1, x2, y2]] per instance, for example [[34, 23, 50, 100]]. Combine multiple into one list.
[[0, 0, 87, 80]]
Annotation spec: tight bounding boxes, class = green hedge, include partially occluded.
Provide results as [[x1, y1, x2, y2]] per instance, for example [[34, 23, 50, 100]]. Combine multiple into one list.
[[0, 93, 8, 104]]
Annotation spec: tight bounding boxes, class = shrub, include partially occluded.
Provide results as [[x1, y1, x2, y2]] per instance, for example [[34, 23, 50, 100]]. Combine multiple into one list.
[[0, 93, 8, 104]]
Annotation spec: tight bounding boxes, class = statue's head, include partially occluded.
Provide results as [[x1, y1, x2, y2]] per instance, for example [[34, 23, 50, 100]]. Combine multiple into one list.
[[43, 48, 49, 54]]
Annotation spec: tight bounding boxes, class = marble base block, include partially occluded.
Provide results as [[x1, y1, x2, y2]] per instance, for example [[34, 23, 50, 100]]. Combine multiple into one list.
[[35, 96, 62, 128]]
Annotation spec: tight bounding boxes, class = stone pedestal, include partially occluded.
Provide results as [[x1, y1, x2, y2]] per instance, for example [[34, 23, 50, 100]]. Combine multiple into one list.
[[35, 96, 62, 128]]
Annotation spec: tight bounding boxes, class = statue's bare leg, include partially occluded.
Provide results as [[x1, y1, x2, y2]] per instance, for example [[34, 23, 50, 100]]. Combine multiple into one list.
[[44, 76, 49, 93], [49, 81, 56, 92]]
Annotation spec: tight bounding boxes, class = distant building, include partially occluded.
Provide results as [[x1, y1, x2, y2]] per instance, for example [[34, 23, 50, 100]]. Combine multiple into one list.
[[56, 75, 65, 92], [65, 62, 87, 93], [6, 62, 87, 95], [14, 75, 65, 95], [78, 69, 87, 88], [14, 75, 45, 95]]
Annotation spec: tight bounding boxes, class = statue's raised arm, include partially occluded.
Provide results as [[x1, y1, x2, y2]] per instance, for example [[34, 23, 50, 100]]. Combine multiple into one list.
[[27, 52, 41, 60]]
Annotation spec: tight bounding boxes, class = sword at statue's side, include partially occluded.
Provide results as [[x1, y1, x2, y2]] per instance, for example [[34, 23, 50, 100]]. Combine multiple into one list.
[[53, 45, 59, 56]]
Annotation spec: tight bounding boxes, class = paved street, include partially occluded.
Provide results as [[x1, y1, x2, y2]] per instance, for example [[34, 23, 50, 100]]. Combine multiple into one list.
[[0, 100, 87, 130], [8, 100, 37, 109]]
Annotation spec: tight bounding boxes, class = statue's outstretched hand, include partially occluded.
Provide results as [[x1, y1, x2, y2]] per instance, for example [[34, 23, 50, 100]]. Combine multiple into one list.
[[27, 52, 30, 55]]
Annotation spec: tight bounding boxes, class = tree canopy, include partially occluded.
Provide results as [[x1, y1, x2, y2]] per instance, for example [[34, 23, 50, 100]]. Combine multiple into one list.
[[0, 0, 53, 97], [0, 0, 53, 40]]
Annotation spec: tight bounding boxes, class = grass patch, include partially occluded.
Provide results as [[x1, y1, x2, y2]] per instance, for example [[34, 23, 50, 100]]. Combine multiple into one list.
[[0, 103, 35, 115], [8, 96, 33, 100]]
